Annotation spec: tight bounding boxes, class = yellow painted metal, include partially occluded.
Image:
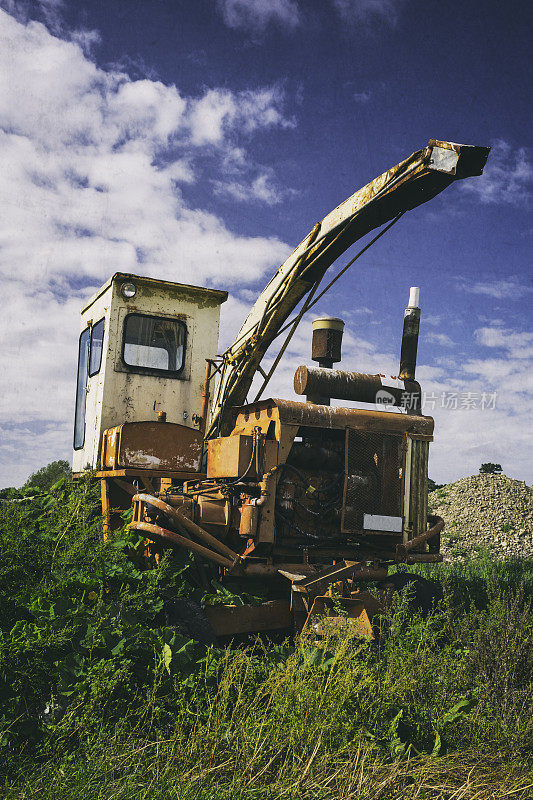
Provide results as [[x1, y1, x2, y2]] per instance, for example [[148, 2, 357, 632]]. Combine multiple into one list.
[[303, 596, 374, 639], [207, 140, 489, 438]]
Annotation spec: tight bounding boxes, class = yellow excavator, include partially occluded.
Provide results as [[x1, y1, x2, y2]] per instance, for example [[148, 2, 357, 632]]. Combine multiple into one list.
[[73, 139, 490, 639]]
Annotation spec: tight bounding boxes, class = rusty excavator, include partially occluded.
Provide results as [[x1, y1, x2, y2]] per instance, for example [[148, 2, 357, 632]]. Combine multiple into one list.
[[73, 139, 490, 639]]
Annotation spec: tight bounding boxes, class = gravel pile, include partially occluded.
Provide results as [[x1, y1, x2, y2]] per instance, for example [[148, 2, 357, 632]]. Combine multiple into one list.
[[428, 473, 533, 561]]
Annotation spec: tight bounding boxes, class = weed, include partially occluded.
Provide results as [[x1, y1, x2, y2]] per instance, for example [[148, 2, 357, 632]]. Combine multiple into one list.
[[1, 482, 533, 798]]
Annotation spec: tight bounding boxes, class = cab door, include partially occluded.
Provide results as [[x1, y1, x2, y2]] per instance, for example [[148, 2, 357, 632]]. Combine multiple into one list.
[[73, 319, 105, 459]]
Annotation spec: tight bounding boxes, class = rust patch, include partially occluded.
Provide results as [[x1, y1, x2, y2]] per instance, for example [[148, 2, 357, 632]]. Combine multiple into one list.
[[101, 421, 203, 471]]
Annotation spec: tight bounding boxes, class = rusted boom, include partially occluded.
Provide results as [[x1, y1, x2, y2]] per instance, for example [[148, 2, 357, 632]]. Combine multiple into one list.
[[207, 140, 490, 437]]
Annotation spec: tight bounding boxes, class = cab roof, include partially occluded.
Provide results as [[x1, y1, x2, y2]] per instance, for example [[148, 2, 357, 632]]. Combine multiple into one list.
[[81, 272, 228, 314]]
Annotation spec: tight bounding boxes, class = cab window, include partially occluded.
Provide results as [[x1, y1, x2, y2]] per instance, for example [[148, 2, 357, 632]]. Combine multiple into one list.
[[123, 314, 185, 374], [89, 318, 105, 376]]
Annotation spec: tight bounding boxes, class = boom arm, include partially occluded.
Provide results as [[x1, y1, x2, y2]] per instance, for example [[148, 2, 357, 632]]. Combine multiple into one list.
[[206, 139, 489, 438]]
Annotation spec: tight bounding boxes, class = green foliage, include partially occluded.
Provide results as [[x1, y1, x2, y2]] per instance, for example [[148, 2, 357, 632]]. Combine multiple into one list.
[[428, 478, 444, 492], [0, 476, 205, 764], [479, 462, 503, 474], [23, 460, 72, 492], [1, 483, 533, 798]]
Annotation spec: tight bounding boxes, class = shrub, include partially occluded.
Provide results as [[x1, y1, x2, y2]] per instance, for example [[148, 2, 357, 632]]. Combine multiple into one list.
[[1, 484, 533, 798], [479, 462, 503, 474], [22, 460, 72, 492]]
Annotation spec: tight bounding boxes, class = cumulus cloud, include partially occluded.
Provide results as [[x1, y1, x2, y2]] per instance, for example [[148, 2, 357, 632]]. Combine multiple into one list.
[[461, 139, 533, 206], [426, 332, 454, 347], [213, 170, 289, 205], [0, 7, 294, 485], [462, 278, 532, 300], [474, 327, 533, 360], [422, 323, 533, 482], [218, 0, 300, 32]]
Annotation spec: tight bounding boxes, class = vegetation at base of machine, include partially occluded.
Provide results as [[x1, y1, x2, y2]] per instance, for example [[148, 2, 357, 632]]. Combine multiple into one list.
[[0, 460, 72, 499], [1, 480, 533, 798]]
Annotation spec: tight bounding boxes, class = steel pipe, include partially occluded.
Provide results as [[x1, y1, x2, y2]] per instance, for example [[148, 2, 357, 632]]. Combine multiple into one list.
[[134, 493, 241, 562], [129, 521, 235, 569], [294, 365, 421, 410], [395, 515, 445, 561], [399, 297, 421, 381]]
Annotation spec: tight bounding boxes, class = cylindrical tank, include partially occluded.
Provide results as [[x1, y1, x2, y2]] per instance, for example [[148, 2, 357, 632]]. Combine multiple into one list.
[[308, 317, 345, 404], [295, 367, 386, 403], [311, 317, 344, 368]]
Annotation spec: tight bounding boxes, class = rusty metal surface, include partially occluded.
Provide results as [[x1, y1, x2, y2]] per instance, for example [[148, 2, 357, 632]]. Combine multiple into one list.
[[101, 421, 203, 472], [311, 326, 343, 366], [399, 307, 421, 381], [134, 493, 240, 562], [205, 600, 291, 636], [304, 596, 373, 638], [234, 398, 434, 437], [207, 140, 490, 438], [396, 515, 444, 560], [239, 502, 259, 538], [82, 271, 228, 316], [207, 434, 278, 479], [403, 437, 430, 538], [294, 562, 388, 596], [294, 367, 388, 404], [129, 520, 234, 568], [96, 469, 205, 479]]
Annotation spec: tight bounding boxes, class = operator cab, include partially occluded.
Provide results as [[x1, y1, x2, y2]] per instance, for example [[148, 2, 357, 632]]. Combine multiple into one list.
[[72, 272, 227, 474]]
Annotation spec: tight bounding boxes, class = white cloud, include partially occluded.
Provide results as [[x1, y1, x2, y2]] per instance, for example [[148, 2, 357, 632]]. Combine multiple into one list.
[[239, 304, 533, 483], [218, 0, 300, 32], [463, 278, 532, 300], [332, 0, 404, 25], [461, 138, 533, 206], [426, 332, 454, 347], [421, 323, 533, 482], [0, 8, 295, 485], [474, 327, 533, 360], [214, 171, 287, 205]]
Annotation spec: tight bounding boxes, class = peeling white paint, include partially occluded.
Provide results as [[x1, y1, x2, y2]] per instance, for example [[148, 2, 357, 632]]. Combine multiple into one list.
[[73, 273, 226, 472]]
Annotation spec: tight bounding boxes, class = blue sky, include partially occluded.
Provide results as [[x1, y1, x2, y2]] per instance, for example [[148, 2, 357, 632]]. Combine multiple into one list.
[[0, 0, 531, 486]]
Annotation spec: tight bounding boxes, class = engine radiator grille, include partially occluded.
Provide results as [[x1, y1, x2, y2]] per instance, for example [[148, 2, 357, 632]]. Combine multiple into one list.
[[404, 436, 430, 539], [341, 428, 403, 534]]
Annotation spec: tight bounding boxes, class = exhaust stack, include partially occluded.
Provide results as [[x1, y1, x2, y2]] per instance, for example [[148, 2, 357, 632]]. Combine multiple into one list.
[[399, 286, 421, 381]]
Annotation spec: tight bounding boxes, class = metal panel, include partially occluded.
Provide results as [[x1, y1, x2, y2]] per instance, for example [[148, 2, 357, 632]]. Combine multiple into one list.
[[101, 421, 203, 472], [204, 600, 291, 636], [363, 514, 403, 533], [207, 435, 278, 479]]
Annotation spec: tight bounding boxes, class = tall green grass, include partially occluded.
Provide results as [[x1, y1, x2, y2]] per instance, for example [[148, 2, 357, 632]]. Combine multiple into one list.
[[1, 480, 533, 799]]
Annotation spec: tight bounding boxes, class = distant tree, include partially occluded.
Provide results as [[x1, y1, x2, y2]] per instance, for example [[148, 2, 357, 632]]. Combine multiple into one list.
[[23, 460, 71, 492], [0, 486, 18, 500], [479, 462, 503, 475]]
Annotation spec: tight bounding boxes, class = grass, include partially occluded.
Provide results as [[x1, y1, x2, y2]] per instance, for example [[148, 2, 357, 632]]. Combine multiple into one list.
[[1, 479, 533, 798]]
